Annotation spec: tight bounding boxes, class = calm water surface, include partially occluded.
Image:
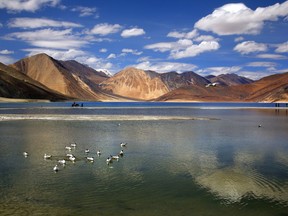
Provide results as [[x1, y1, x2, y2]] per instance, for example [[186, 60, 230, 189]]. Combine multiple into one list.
[[0, 102, 288, 215]]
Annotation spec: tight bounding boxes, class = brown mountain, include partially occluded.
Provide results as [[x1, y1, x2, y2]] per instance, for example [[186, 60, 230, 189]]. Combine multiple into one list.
[[100, 67, 169, 100], [156, 72, 288, 102], [11, 53, 113, 100], [0, 62, 69, 101], [160, 71, 210, 90], [207, 73, 254, 86]]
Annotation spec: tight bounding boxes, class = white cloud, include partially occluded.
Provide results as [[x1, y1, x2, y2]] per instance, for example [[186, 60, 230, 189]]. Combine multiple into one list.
[[195, 1, 288, 35], [145, 39, 220, 59], [107, 53, 116, 59], [255, 53, 287, 60], [99, 48, 107, 53], [0, 55, 16, 64], [170, 41, 220, 59], [234, 37, 244, 42], [121, 28, 145, 38], [0, 49, 14, 55], [90, 23, 122, 36], [132, 61, 197, 73], [199, 66, 242, 76], [121, 48, 142, 55], [194, 35, 218, 42], [246, 62, 277, 68], [234, 41, 268, 54], [0, 0, 60, 12], [167, 29, 198, 39], [71, 6, 98, 17], [8, 18, 82, 29], [7, 28, 88, 50], [275, 41, 288, 53]]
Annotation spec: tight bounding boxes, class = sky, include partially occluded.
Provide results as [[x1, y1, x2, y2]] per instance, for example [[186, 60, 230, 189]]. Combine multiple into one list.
[[0, 0, 288, 79]]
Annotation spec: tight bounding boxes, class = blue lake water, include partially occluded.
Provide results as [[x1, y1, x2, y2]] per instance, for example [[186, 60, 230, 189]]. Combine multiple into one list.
[[0, 102, 288, 215]]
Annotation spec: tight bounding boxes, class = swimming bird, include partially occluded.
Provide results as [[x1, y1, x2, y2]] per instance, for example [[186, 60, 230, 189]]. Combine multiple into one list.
[[66, 153, 74, 157], [97, 150, 101, 156], [65, 146, 72, 151], [70, 143, 77, 147], [23, 152, 29, 157], [53, 165, 59, 172], [44, 154, 52, 159], [68, 155, 76, 162], [58, 159, 66, 165], [120, 142, 127, 148], [85, 149, 90, 154], [111, 155, 120, 160], [119, 150, 124, 156], [258, 124, 262, 128], [86, 156, 94, 162], [106, 157, 112, 164]]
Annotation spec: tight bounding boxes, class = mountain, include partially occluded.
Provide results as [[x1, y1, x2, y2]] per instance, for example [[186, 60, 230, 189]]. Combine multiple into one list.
[[99, 67, 169, 100], [0, 62, 69, 101], [207, 73, 254, 86], [11, 53, 114, 100], [160, 71, 210, 90], [156, 72, 288, 102]]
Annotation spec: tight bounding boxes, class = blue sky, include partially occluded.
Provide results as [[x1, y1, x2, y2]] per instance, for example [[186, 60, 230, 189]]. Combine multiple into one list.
[[0, 0, 287, 79]]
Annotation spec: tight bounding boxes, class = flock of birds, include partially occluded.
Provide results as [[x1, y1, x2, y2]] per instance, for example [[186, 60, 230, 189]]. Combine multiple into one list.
[[23, 142, 127, 172]]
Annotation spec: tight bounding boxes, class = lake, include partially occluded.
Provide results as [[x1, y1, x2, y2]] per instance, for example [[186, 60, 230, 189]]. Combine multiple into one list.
[[0, 102, 288, 215]]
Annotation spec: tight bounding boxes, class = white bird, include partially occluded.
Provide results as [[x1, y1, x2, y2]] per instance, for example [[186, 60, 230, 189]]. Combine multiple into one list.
[[85, 149, 90, 154], [65, 146, 72, 151], [97, 150, 101, 156], [58, 159, 66, 165], [120, 142, 127, 148], [53, 165, 59, 172], [44, 154, 52, 159], [119, 150, 124, 156], [111, 155, 120, 160], [106, 157, 112, 164], [70, 143, 77, 147], [66, 153, 74, 157], [86, 156, 94, 162], [69, 155, 76, 162], [23, 152, 29, 157]]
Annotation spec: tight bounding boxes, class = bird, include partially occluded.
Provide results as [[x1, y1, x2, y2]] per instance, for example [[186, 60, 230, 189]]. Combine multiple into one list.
[[53, 165, 59, 172], [68, 155, 76, 162], [258, 124, 262, 128], [23, 152, 29, 157], [119, 150, 124, 156], [65, 146, 72, 151], [58, 159, 66, 165], [70, 143, 77, 147], [106, 157, 112, 164], [85, 149, 90, 154], [96, 150, 101, 156], [111, 155, 120, 160], [44, 154, 52, 159], [66, 153, 74, 157], [86, 156, 94, 162], [120, 142, 127, 148]]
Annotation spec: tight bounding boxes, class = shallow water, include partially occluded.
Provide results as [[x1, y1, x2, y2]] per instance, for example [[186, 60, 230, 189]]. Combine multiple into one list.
[[0, 103, 287, 215]]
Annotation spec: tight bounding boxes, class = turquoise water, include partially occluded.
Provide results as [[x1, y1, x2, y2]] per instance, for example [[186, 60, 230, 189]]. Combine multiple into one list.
[[0, 103, 288, 215]]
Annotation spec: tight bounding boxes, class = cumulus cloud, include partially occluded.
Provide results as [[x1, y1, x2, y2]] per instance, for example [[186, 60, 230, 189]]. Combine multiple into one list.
[[132, 61, 197, 73], [275, 41, 288, 53], [71, 6, 98, 17], [145, 39, 220, 59], [90, 23, 122, 36], [195, 1, 288, 35], [246, 62, 277, 68], [8, 18, 82, 29], [121, 28, 145, 38], [234, 41, 268, 54], [255, 53, 287, 60], [7, 28, 88, 49], [167, 29, 198, 39], [0, 0, 60, 12], [121, 48, 142, 55], [0, 49, 14, 55]]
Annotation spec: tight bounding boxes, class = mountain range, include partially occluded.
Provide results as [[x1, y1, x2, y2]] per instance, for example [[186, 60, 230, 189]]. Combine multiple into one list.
[[1, 53, 287, 102]]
